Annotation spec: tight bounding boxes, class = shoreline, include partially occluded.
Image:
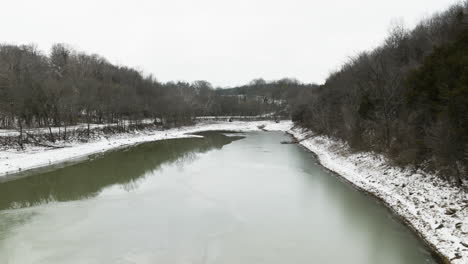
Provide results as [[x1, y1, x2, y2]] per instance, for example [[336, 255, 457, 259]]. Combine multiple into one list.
[[288, 127, 467, 264], [1, 121, 466, 263], [286, 131, 448, 264], [0, 121, 292, 181]]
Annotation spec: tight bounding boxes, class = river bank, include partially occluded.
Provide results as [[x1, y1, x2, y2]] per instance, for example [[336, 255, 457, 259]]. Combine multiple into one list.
[[0, 121, 292, 180], [288, 127, 467, 264]]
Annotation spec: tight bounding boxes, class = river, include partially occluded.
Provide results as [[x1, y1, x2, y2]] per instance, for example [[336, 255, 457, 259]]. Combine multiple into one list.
[[0, 131, 437, 264]]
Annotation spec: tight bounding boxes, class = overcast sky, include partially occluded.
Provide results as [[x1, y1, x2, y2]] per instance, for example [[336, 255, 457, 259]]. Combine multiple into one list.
[[1, 0, 458, 87]]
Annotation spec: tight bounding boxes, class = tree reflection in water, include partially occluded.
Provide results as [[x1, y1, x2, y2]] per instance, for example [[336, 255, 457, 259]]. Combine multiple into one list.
[[0, 132, 243, 210]]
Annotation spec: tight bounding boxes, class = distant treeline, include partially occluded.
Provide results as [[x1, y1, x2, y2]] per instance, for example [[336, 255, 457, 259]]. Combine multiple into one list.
[[217, 78, 317, 115], [218, 78, 316, 100], [292, 2, 468, 184]]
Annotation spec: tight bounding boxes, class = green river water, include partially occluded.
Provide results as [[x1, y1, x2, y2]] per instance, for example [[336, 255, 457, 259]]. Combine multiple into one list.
[[0, 131, 437, 264]]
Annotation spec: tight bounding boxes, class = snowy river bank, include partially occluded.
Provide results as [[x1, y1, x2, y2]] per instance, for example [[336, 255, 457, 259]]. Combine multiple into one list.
[[0, 121, 291, 179], [289, 127, 467, 264], [0, 121, 466, 263]]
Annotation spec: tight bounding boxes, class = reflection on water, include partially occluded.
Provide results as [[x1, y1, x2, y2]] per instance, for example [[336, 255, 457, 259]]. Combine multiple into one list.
[[0, 131, 437, 264], [0, 132, 242, 210]]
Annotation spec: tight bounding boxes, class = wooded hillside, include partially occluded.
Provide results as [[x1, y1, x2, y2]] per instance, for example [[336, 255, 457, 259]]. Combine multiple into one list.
[[292, 2, 468, 184]]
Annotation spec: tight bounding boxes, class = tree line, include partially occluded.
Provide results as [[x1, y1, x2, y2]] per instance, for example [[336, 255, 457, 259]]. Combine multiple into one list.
[[0, 44, 293, 143], [292, 2, 468, 185], [217, 78, 317, 116]]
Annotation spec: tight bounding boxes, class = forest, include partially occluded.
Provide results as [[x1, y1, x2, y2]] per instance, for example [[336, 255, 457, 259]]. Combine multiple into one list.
[[0, 44, 296, 141], [292, 2, 468, 185]]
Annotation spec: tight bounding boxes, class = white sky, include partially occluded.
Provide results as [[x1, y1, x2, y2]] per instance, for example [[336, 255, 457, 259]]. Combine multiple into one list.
[[1, 0, 458, 87]]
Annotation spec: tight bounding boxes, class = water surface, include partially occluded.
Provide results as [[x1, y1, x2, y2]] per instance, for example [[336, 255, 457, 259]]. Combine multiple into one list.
[[0, 132, 437, 264]]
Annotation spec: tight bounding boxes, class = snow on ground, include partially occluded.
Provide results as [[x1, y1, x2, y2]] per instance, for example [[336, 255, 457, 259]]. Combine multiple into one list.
[[0, 121, 293, 179], [289, 127, 468, 264], [0, 119, 155, 137], [195, 112, 277, 120]]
